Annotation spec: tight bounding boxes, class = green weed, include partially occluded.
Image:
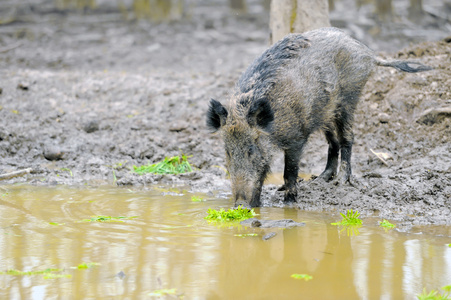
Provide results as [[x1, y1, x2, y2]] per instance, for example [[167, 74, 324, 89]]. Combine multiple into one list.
[[133, 154, 193, 175], [331, 209, 362, 226], [417, 285, 451, 300], [205, 206, 256, 222], [331, 209, 362, 236], [291, 274, 313, 281]]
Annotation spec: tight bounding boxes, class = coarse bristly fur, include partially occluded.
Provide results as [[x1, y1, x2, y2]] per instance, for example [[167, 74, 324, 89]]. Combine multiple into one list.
[[207, 27, 433, 207]]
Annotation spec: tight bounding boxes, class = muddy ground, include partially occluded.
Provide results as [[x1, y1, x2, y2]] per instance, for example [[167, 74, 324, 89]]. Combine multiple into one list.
[[0, 1, 450, 227]]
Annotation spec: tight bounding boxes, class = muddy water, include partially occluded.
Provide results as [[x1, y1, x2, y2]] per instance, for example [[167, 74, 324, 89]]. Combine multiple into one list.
[[0, 185, 450, 299]]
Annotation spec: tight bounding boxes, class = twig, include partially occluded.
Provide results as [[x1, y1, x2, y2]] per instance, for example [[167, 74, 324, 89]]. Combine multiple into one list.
[[0, 42, 23, 53], [0, 168, 32, 181], [370, 149, 390, 167]]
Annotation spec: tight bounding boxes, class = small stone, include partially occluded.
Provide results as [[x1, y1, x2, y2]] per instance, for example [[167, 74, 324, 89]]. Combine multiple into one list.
[[169, 121, 188, 132], [378, 113, 390, 124], [251, 219, 262, 227], [116, 271, 126, 279], [262, 232, 277, 241], [43, 146, 64, 161], [83, 120, 100, 133], [17, 83, 29, 91]]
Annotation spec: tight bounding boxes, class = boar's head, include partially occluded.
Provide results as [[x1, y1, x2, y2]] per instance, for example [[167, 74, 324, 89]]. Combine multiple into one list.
[[207, 98, 274, 207]]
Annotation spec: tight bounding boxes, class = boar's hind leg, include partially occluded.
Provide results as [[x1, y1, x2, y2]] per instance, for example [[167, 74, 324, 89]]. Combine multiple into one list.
[[334, 110, 355, 185], [318, 129, 340, 181], [282, 146, 304, 203]]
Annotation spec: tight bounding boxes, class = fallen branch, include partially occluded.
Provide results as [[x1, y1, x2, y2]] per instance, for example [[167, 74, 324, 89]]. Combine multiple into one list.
[[416, 107, 451, 125], [370, 149, 391, 167], [0, 168, 32, 181], [0, 42, 23, 53]]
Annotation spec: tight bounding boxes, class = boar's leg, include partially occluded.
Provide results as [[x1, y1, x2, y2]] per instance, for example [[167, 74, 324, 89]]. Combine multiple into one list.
[[282, 146, 304, 203], [318, 129, 340, 181], [334, 111, 355, 185]]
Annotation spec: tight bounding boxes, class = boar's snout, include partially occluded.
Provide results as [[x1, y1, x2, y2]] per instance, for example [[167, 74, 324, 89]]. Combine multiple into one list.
[[232, 181, 262, 208]]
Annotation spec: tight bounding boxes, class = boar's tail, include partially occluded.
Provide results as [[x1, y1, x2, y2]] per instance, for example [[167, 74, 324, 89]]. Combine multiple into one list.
[[376, 58, 433, 73]]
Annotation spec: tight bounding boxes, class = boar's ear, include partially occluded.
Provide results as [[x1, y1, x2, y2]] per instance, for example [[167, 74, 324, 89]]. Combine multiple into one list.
[[207, 99, 228, 132], [247, 98, 274, 133]]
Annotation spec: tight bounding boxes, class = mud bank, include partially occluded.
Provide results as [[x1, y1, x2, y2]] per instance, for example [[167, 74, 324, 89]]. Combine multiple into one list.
[[0, 3, 450, 226]]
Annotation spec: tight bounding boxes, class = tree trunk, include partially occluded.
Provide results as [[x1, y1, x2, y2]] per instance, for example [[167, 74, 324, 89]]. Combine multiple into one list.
[[270, 0, 330, 44], [132, 0, 183, 21], [375, 0, 392, 20], [328, 0, 334, 11], [408, 0, 423, 20], [229, 0, 247, 12]]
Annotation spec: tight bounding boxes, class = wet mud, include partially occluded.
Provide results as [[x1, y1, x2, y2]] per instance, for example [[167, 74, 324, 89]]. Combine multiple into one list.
[[0, 1, 450, 226]]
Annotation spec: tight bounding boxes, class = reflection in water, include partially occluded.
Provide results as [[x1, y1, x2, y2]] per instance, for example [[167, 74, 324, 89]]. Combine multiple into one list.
[[0, 185, 450, 299]]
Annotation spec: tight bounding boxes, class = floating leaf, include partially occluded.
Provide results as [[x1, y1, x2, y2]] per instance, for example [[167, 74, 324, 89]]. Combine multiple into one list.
[[234, 233, 259, 238], [191, 196, 204, 202], [148, 288, 178, 297], [379, 219, 396, 229], [43, 274, 72, 279], [0, 268, 62, 276], [291, 274, 313, 281]]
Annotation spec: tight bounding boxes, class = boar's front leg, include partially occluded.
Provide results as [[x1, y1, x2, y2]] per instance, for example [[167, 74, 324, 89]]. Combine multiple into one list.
[[281, 147, 304, 203], [318, 129, 340, 181]]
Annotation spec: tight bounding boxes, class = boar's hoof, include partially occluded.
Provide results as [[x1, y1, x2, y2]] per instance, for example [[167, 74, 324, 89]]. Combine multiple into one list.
[[277, 184, 286, 191], [317, 170, 336, 182], [284, 191, 297, 203], [333, 173, 355, 187]]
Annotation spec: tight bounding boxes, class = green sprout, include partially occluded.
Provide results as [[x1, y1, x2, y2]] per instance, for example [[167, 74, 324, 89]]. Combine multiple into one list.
[[331, 209, 362, 226], [291, 274, 313, 281], [417, 284, 451, 300], [331, 209, 362, 236], [379, 219, 396, 230], [78, 216, 138, 222], [133, 154, 193, 175], [205, 206, 256, 223]]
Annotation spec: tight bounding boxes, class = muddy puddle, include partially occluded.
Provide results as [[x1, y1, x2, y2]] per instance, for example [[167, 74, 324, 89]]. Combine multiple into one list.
[[0, 185, 450, 299]]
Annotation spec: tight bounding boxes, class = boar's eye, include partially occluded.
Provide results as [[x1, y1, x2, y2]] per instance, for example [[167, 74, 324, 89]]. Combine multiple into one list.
[[225, 149, 231, 158]]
